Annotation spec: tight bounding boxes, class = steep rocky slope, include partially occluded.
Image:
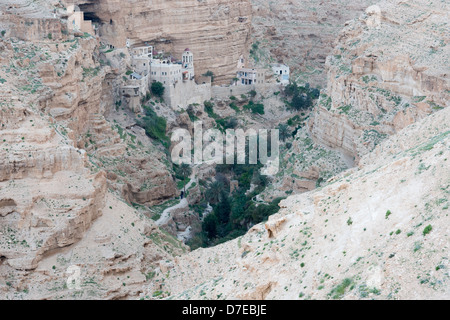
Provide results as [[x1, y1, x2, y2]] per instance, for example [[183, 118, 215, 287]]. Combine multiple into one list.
[[149, 103, 450, 300], [261, 0, 449, 201], [65, 0, 252, 84], [0, 1, 185, 299], [250, 0, 373, 86], [141, 0, 450, 300], [309, 0, 449, 162], [2, 0, 178, 205], [1, 0, 448, 301]]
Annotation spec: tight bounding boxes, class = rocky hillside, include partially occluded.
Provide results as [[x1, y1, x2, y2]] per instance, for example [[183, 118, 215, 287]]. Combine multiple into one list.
[[141, 0, 450, 300], [260, 0, 449, 202], [148, 102, 450, 300], [310, 0, 449, 162], [0, 0, 448, 301], [0, 0, 185, 299], [250, 0, 374, 86], [66, 0, 252, 84]]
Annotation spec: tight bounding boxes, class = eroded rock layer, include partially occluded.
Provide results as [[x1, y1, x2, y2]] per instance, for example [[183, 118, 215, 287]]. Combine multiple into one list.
[[65, 0, 252, 84], [309, 0, 449, 162]]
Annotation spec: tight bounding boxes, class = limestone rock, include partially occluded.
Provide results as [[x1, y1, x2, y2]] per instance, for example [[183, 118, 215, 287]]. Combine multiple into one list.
[[67, 0, 253, 84]]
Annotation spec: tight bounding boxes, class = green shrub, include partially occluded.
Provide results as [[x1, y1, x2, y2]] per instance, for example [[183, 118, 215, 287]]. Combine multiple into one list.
[[138, 105, 169, 147], [385, 210, 392, 219], [423, 225, 432, 236], [204, 100, 217, 119], [329, 278, 353, 300], [151, 81, 165, 97], [243, 101, 264, 115], [229, 102, 240, 113]]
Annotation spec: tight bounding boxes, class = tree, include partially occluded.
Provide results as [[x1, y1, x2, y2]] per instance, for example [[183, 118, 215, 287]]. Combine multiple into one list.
[[309, 88, 320, 99], [205, 181, 225, 205], [203, 70, 215, 82], [225, 117, 238, 129], [151, 81, 165, 97], [202, 214, 218, 239], [216, 191, 231, 225], [284, 82, 299, 97], [291, 93, 312, 111], [230, 192, 247, 226], [278, 123, 290, 142]]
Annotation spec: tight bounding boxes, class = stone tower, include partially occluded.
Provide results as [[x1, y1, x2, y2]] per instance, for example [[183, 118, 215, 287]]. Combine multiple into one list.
[[182, 48, 195, 81]]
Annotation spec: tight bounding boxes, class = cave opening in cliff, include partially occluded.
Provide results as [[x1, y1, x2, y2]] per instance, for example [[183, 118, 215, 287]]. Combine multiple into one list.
[[78, 4, 103, 24], [82, 12, 103, 24]]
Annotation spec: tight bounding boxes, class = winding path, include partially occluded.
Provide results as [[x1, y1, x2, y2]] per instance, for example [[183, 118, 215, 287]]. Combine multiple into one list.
[[155, 169, 197, 227]]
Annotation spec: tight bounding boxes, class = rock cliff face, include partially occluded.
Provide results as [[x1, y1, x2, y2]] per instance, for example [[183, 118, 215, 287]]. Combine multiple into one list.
[[5, 3, 179, 206], [0, 14, 106, 271], [65, 0, 252, 84], [0, 1, 185, 299], [250, 0, 373, 86], [309, 0, 449, 162], [0, 0, 65, 41], [1, 0, 449, 300]]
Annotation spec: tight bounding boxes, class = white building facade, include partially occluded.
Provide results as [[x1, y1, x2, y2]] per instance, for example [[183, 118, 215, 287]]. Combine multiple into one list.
[[150, 59, 183, 86], [271, 63, 290, 85]]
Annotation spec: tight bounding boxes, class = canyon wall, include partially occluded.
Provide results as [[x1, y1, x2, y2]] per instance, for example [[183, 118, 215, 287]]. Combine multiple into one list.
[[64, 0, 252, 84], [309, 0, 449, 162], [250, 0, 374, 86], [0, 1, 186, 299]]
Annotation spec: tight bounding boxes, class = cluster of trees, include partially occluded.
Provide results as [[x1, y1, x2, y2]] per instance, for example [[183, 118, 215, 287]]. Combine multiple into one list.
[[284, 82, 320, 111], [188, 164, 284, 248], [173, 163, 192, 195]]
